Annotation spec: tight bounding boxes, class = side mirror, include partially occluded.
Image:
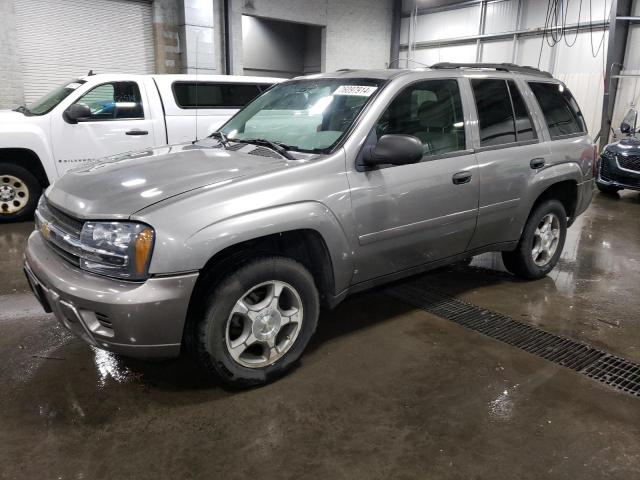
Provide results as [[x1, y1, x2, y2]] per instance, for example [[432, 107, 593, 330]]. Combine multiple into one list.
[[64, 103, 91, 124], [363, 134, 423, 167], [620, 108, 637, 135]]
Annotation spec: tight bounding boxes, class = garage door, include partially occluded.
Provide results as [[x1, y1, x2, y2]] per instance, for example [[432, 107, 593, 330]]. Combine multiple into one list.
[[14, 0, 155, 103]]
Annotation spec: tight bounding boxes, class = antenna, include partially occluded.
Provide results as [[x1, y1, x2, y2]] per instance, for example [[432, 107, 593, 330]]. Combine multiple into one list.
[[194, 32, 199, 142]]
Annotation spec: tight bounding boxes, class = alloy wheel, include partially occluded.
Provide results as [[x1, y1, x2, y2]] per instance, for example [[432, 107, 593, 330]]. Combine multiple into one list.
[[531, 213, 561, 267], [225, 280, 304, 368]]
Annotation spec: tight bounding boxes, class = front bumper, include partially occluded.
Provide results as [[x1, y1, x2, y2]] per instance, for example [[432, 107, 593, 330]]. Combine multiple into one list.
[[597, 154, 640, 191], [24, 231, 199, 358]]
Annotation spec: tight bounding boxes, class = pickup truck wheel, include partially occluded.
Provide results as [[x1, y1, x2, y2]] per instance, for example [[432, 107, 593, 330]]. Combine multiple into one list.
[[0, 163, 41, 222], [502, 199, 567, 280], [196, 256, 319, 388]]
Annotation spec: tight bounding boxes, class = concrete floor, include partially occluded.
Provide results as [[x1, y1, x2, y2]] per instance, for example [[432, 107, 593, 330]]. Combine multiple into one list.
[[1, 191, 640, 479]]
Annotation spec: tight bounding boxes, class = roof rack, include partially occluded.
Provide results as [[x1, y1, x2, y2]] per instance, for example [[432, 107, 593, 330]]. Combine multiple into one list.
[[430, 62, 553, 78]]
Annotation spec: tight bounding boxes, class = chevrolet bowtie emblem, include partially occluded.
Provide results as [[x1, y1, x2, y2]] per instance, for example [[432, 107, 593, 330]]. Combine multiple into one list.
[[40, 221, 51, 240]]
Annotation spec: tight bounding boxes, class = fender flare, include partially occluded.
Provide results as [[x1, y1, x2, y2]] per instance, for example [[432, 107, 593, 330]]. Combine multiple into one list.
[[151, 201, 355, 294], [515, 161, 584, 233], [0, 129, 56, 183]]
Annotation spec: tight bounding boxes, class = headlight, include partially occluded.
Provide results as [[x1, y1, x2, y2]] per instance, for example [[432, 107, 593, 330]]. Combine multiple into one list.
[[79, 222, 154, 281]]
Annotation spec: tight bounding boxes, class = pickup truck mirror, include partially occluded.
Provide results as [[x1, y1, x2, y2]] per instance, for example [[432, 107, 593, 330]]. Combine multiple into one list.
[[64, 103, 92, 124], [363, 134, 423, 167], [620, 108, 637, 135]]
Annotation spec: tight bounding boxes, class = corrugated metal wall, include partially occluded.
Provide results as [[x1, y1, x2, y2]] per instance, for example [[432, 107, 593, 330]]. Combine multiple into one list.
[[14, 0, 155, 103]]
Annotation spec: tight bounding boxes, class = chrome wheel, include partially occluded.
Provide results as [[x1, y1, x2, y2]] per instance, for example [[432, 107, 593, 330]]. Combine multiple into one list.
[[225, 280, 304, 369], [532, 213, 560, 267], [0, 174, 29, 215]]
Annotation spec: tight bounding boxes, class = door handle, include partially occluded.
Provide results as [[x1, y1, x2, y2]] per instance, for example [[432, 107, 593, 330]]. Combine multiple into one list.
[[530, 157, 545, 169], [452, 171, 473, 185], [125, 129, 148, 136]]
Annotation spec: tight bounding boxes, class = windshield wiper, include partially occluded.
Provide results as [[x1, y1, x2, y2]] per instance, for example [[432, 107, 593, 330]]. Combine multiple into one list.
[[12, 105, 30, 115], [208, 131, 230, 149], [235, 138, 295, 160]]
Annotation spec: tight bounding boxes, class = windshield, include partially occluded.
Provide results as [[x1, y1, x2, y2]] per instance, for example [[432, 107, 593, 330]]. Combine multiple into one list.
[[23, 79, 87, 115], [219, 78, 384, 152]]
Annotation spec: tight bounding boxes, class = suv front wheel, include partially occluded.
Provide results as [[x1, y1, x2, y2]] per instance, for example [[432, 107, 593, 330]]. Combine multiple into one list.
[[502, 199, 567, 280], [195, 256, 320, 388]]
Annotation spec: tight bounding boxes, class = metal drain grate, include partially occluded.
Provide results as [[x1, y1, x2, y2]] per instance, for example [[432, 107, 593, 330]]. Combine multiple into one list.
[[387, 283, 640, 397]]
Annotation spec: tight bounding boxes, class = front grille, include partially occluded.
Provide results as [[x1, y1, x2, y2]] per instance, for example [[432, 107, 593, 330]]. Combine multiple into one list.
[[601, 158, 640, 188], [617, 154, 640, 172], [36, 197, 84, 266], [39, 198, 83, 237]]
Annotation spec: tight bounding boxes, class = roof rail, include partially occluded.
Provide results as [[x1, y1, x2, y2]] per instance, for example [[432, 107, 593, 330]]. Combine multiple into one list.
[[430, 62, 553, 78]]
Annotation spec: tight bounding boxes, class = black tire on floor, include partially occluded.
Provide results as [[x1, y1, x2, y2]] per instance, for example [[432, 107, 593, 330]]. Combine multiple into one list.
[[0, 163, 41, 222], [502, 199, 567, 280], [596, 182, 621, 195], [195, 256, 320, 388]]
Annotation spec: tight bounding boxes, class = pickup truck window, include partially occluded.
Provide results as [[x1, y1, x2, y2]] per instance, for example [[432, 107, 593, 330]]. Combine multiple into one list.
[[375, 79, 466, 157], [25, 79, 87, 116], [74, 81, 144, 120], [528, 82, 586, 138], [219, 78, 384, 153], [172, 82, 261, 109]]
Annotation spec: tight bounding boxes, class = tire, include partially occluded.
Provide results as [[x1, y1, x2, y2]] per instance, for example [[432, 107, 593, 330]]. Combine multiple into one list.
[[195, 256, 320, 388], [0, 163, 41, 222], [502, 199, 567, 280], [596, 182, 621, 195]]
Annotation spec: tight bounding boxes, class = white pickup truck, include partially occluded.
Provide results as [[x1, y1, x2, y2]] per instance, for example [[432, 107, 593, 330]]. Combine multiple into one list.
[[0, 73, 280, 221]]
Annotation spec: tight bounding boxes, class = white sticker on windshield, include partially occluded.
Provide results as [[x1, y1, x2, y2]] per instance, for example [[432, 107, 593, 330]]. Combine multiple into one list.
[[65, 82, 82, 90], [333, 85, 378, 97]]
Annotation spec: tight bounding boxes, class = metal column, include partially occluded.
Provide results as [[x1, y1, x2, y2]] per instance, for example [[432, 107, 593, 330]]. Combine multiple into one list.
[[599, 0, 633, 149]]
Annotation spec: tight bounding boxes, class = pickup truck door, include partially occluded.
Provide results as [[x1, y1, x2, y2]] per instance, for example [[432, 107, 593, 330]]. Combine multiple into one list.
[[51, 80, 157, 175], [346, 78, 479, 283]]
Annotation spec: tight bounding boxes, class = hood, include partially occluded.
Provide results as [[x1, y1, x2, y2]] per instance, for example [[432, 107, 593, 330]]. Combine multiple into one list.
[[47, 143, 292, 219], [0, 109, 32, 123], [605, 136, 640, 156]]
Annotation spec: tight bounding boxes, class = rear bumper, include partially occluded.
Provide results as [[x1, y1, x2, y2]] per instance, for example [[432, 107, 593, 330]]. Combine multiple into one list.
[[24, 231, 199, 358]]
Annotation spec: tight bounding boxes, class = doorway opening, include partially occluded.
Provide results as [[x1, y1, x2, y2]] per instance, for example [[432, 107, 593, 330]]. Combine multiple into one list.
[[242, 15, 322, 78]]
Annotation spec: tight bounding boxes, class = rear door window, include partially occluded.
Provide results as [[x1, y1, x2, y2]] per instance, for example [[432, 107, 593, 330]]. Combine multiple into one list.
[[173, 82, 262, 108], [471, 79, 516, 147], [528, 82, 586, 138], [507, 80, 536, 142]]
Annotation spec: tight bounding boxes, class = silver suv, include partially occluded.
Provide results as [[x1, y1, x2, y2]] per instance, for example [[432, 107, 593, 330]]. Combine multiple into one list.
[[24, 63, 595, 387]]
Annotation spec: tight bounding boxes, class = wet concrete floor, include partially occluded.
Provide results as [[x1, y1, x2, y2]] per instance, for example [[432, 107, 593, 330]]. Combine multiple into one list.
[[1, 191, 640, 479]]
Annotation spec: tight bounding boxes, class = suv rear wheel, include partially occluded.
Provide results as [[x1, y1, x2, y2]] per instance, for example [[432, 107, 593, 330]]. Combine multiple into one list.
[[195, 256, 319, 388], [502, 199, 567, 280], [0, 163, 41, 222]]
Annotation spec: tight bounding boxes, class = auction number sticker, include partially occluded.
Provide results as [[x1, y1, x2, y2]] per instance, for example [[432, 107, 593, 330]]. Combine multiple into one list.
[[65, 82, 82, 90], [333, 85, 378, 96]]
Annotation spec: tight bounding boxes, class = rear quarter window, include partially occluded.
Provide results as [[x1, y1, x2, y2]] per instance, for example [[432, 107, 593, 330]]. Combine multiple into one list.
[[528, 82, 586, 138], [172, 82, 262, 109]]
